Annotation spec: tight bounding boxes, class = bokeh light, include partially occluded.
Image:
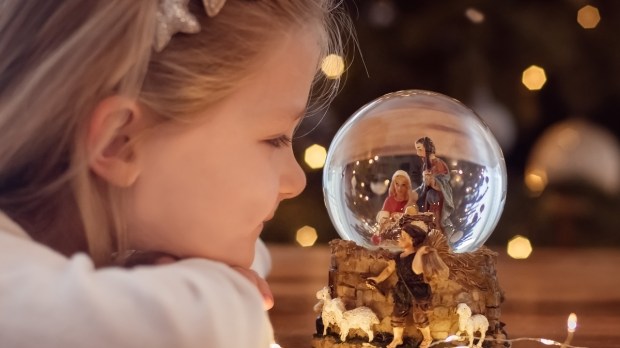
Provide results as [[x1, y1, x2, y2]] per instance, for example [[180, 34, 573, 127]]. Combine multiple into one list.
[[522, 65, 547, 90], [296, 226, 318, 247], [577, 5, 600, 29], [507, 235, 533, 259], [524, 169, 548, 196], [465, 8, 485, 24], [527, 119, 620, 195], [567, 313, 578, 332], [304, 144, 327, 169], [321, 54, 345, 79]]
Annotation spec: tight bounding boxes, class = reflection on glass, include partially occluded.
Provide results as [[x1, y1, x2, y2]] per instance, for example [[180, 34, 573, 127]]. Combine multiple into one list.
[[323, 90, 506, 252]]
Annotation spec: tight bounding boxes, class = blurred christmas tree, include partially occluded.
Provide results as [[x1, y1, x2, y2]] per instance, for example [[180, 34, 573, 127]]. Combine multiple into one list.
[[263, 0, 620, 248]]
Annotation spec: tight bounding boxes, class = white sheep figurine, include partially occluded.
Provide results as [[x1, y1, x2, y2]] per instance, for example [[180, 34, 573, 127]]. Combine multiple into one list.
[[455, 303, 489, 348], [315, 287, 345, 336], [338, 306, 380, 342], [315, 287, 379, 342]]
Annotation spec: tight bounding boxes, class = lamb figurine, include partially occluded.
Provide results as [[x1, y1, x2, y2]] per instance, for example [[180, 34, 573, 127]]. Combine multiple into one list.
[[455, 303, 489, 348], [315, 287, 345, 336], [314, 287, 379, 343], [338, 306, 380, 342]]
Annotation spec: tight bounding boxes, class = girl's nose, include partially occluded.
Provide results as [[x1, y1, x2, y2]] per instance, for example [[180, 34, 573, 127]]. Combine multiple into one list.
[[280, 153, 306, 200]]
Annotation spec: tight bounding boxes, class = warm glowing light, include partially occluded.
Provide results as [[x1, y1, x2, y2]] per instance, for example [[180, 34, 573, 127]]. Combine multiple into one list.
[[296, 226, 318, 247], [577, 5, 600, 29], [507, 235, 533, 259], [304, 144, 326, 169], [321, 54, 345, 79], [525, 169, 548, 195], [522, 65, 547, 90], [370, 181, 388, 195], [374, 155, 379, 161], [364, 196, 369, 201], [384, 179, 390, 185], [557, 126, 581, 150], [360, 182, 365, 187], [368, 159, 374, 164], [465, 8, 485, 23], [444, 335, 460, 342], [453, 175, 463, 184], [567, 313, 578, 332], [540, 338, 554, 345]]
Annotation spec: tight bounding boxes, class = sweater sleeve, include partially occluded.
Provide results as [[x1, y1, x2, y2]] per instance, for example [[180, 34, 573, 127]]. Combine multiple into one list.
[[0, 232, 273, 348]]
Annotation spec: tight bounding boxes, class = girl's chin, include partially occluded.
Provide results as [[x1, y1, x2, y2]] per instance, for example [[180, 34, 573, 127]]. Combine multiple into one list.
[[218, 240, 257, 268]]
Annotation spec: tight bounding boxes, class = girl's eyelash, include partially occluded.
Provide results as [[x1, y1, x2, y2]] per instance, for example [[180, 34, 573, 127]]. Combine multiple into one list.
[[265, 135, 292, 148]]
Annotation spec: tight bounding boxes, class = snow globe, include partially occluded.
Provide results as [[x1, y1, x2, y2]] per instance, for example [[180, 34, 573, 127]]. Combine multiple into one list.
[[313, 90, 509, 348], [323, 90, 507, 253]]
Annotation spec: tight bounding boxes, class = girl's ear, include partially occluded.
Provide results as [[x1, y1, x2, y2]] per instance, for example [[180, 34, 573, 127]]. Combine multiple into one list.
[[86, 96, 147, 187]]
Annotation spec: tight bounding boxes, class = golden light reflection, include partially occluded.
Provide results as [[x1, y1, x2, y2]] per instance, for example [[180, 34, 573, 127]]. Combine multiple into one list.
[[465, 8, 485, 24], [522, 65, 547, 90], [525, 169, 548, 195], [557, 126, 581, 150], [567, 313, 578, 332], [507, 235, 533, 259], [296, 226, 318, 247], [321, 54, 345, 79], [304, 144, 326, 169], [577, 5, 600, 29]]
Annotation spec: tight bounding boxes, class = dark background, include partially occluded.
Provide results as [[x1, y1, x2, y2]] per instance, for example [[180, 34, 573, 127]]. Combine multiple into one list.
[[262, 0, 620, 248]]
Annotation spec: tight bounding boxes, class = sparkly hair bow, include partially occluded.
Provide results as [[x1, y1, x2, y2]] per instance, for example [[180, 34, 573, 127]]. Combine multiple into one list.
[[154, 0, 227, 52]]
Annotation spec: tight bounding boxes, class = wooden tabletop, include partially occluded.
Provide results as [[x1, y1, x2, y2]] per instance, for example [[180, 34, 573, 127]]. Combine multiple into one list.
[[267, 244, 620, 348]]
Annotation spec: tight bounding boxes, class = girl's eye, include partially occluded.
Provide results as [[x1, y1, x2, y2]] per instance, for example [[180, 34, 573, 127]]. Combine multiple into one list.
[[265, 135, 292, 148]]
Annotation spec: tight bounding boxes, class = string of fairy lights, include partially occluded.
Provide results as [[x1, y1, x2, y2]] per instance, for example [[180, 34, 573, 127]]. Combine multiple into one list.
[[272, 313, 584, 348], [429, 313, 583, 348]]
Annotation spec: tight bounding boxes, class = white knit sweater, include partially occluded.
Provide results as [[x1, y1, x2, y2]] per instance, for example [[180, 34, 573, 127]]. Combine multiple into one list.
[[0, 211, 273, 348]]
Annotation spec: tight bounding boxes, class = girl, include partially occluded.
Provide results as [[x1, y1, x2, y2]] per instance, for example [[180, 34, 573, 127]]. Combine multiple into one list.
[[0, 1, 347, 347]]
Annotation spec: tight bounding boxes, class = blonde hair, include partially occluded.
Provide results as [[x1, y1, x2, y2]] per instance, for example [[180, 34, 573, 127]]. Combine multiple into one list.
[[0, 0, 349, 266], [388, 170, 412, 199]]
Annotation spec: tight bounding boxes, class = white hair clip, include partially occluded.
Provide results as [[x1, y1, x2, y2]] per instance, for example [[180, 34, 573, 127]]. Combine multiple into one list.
[[154, 0, 227, 52]]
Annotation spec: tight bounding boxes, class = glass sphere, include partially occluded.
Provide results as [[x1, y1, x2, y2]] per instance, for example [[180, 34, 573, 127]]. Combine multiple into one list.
[[323, 90, 507, 252]]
